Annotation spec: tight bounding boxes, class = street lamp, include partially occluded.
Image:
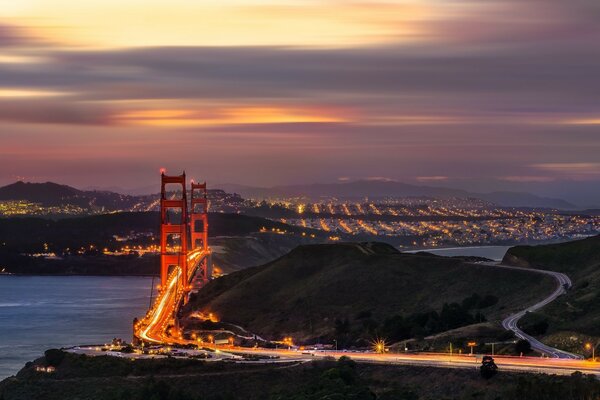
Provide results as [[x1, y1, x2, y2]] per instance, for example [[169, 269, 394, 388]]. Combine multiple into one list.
[[467, 341, 477, 356], [585, 343, 595, 361]]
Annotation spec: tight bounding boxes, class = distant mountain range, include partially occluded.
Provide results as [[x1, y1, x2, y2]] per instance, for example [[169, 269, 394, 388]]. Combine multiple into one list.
[[0, 180, 579, 211], [218, 180, 577, 209]]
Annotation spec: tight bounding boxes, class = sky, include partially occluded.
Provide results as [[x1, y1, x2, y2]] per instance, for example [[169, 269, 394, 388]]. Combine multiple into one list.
[[0, 0, 599, 205]]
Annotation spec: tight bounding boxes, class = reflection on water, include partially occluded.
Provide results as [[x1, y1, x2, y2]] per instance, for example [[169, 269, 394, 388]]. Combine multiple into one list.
[[0, 276, 154, 379]]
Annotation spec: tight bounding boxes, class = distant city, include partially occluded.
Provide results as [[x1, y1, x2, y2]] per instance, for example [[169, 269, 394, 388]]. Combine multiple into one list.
[[1, 181, 598, 252]]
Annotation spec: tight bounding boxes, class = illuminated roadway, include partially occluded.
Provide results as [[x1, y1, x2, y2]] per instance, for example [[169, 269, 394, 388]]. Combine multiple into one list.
[[478, 262, 581, 359], [226, 347, 599, 376], [134, 251, 597, 376], [136, 248, 207, 344]]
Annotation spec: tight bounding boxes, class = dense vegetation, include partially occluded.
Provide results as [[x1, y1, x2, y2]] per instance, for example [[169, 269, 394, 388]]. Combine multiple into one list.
[[184, 242, 555, 343], [2, 350, 599, 400], [503, 235, 600, 339], [373, 293, 497, 342]]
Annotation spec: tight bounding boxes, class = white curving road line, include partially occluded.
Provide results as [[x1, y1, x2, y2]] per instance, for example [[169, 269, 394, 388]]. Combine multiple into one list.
[[479, 262, 581, 359]]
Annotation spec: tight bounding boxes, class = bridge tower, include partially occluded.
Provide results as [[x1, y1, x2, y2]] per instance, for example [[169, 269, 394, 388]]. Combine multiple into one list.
[[159, 171, 189, 289], [190, 181, 212, 287]]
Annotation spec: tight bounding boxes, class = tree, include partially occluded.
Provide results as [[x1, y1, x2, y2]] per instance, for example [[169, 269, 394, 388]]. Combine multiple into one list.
[[44, 349, 65, 367]]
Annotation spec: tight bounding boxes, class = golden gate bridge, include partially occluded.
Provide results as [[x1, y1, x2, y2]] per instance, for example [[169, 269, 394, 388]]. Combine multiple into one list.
[[134, 171, 212, 345]]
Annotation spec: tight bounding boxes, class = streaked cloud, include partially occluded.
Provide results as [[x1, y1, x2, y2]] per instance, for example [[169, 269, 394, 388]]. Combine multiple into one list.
[[531, 163, 600, 179], [0, 89, 70, 98], [417, 176, 449, 182], [0, 0, 598, 204], [500, 176, 556, 183], [114, 106, 349, 127]]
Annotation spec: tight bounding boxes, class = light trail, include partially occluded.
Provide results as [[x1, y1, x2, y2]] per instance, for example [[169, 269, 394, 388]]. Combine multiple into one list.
[[136, 249, 208, 344], [139, 268, 181, 343], [228, 348, 600, 376]]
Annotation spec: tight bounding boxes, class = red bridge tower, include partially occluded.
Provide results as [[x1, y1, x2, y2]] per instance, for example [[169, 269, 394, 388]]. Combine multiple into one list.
[[159, 171, 189, 288], [190, 181, 212, 287]]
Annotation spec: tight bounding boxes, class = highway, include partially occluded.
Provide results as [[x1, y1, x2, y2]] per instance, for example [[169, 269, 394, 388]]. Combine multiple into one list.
[[225, 347, 600, 376], [67, 344, 600, 376], [136, 248, 208, 344], [478, 262, 581, 359], [134, 249, 594, 376]]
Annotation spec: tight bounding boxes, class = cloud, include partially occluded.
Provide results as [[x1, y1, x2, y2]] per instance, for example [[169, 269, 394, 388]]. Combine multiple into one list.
[[0, 99, 113, 125], [0, 41, 598, 130], [531, 163, 600, 179], [500, 176, 555, 183], [0, 1, 600, 191], [0, 22, 39, 47], [416, 176, 449, 182], [364, 177, 396, 182]]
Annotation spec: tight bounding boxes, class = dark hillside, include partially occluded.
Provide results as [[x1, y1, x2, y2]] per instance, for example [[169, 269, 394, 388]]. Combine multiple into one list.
[[185, 243, 555, 342]]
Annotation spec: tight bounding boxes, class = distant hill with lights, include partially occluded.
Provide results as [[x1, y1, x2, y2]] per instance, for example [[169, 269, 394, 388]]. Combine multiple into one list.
[[0, 212, 326, 275], [184, 242, 555, 343], [0, 181, 244, 216], [0, 181, 142, 211]]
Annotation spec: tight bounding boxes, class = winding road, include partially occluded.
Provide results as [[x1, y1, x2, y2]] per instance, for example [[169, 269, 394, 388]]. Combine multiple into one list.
[[479, 262, 581, 359]]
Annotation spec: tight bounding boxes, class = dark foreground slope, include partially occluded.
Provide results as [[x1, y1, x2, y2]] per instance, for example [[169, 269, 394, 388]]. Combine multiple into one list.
[[2, 350, 599, 400], [184, 243, 555, 342], [503, 235, 600, 340]]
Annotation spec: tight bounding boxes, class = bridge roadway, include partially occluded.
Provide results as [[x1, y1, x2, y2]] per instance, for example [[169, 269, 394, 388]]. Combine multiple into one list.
[[136, 248, 207, 344]]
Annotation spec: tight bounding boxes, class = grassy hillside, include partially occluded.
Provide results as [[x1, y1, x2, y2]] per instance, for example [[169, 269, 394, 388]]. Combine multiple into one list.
[[184, 243, 555, 343], [503, 235, 600, 341], [3, 350, 599, 400]]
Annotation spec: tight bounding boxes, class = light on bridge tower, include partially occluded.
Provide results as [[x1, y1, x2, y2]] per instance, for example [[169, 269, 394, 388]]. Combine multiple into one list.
[[159, 171, 189, 289]]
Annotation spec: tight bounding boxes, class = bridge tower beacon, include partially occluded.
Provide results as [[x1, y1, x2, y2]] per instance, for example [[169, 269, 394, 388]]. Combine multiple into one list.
[[159, 171, 189, 289]]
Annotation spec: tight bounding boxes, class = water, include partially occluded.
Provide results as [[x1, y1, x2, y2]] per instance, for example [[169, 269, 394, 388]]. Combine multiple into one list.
[[0, 276, 154, 379], [405, 245, 511, 261]]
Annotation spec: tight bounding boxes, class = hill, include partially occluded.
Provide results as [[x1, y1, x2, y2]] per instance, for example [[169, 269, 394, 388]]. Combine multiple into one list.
[[219, 180, 575, 209], [503, 235, 600, 340], [0, 212, 325, 275], [0, 181, 141, 210], [184, 242, 555, 343]]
